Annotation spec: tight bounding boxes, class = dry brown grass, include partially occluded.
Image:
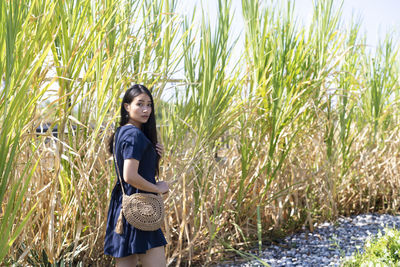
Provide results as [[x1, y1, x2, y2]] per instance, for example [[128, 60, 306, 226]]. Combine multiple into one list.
[[4, 111, 400, 266], [2, 0, 400, 266]]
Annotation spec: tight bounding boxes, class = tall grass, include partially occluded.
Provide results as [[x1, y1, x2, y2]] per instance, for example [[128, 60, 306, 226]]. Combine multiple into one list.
[[1, 0, 400, 265], [361, 35, 399, 141], [0, 0, 56, 261]]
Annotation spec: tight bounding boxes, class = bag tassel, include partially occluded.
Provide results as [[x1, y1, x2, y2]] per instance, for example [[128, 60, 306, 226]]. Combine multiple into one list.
[[115, 210, 124, 235]]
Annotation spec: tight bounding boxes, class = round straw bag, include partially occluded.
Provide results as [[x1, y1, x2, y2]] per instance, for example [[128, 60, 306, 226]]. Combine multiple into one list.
[[113, 128, 165, 234], [121, 192, 164, 231]]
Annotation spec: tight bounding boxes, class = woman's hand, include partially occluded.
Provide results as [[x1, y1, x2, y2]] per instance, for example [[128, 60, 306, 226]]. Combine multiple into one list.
[[155, 143, 164, 157], [155, 181, 169, 194]]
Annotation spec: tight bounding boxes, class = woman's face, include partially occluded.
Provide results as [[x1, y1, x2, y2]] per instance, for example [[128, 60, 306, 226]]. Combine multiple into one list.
[[124, 93, 152, 128]]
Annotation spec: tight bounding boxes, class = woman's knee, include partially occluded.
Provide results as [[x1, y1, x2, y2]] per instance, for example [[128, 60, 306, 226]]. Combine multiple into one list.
[[139, 246, 166, 267], [115, 254, 138, 267]]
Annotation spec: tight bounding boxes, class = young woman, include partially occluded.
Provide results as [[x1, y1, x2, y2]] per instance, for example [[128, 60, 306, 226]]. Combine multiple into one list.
[[104, 84, 169, 267]]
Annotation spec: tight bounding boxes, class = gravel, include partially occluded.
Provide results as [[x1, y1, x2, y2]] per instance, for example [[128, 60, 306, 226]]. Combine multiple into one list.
[[217, 213, 400, 267]]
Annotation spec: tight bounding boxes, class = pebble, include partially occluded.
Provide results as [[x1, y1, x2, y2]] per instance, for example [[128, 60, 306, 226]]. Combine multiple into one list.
[[217, 213, 400, 267]]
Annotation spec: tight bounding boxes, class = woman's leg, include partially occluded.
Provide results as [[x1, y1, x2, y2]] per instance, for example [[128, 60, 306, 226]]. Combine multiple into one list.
[[139, 246, 166, 267], [115, 254, 138, 267]]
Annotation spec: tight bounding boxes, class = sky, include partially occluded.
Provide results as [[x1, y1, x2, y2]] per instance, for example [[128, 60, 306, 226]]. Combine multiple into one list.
[[177, 0, 400, 48], [162, 0, 400, 101], [294, 0, 400, 47]]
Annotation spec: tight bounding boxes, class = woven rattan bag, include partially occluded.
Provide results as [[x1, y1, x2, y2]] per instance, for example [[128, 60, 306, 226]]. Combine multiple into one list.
[[113, 129, 164, 234]]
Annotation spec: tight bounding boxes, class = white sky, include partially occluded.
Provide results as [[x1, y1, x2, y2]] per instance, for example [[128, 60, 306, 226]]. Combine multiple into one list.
[[177, 0, 400, 48], [161, 0, 400, 101], [294, 0, 400, 46], [41, 1, 400, 104]]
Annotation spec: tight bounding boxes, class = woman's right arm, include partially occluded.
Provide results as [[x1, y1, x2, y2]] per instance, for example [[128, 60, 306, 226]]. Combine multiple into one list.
[[123, 158, 169, 194]]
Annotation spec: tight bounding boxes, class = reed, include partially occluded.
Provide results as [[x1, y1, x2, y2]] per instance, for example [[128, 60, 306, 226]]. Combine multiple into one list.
[[0, 0, 57, 261], [1, 0, 400, 265], [361, 35, 399, 141]]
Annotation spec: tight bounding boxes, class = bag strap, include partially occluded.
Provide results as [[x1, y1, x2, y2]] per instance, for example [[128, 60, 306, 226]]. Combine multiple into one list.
[[113, 128, 126, 195], [113, 126, 158, 195]]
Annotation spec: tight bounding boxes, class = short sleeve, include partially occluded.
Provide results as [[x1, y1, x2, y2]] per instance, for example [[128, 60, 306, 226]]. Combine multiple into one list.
[[122, 131, 148, 161]]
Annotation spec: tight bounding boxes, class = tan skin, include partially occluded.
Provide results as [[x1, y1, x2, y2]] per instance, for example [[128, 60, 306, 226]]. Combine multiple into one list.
[[116, 93, 168, 267]]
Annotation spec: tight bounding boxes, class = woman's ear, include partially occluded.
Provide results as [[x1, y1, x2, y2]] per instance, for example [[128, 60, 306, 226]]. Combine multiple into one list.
[[124, 103, 130, 112]]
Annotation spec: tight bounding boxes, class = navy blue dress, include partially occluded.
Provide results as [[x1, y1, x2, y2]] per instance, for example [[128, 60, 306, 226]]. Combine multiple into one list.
[[104, 124, 167, 257]]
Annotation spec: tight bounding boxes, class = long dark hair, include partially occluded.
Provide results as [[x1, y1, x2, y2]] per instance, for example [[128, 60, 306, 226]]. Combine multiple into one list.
[[108, 84, 159, 176]]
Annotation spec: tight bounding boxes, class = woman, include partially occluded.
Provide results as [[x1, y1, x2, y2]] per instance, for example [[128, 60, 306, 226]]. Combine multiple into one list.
[[104, 84, 169, 267]]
